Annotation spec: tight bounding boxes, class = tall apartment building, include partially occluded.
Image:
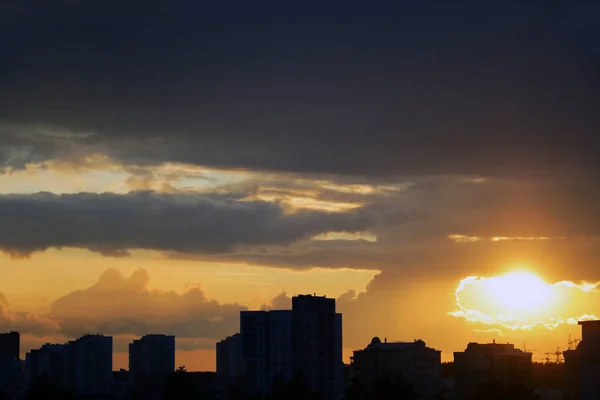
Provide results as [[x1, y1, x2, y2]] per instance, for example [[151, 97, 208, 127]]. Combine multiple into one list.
[[230, 294, 343, 400], [351, 337, 442, 399], [216, 333, 245, 400], [217, 333, 244, 379], [564, 320, 600, 400], [240, 310, 293, 397], [0, 357, 25, 400], [0, 332, 19, 361], [292, 295, 343, 400], [67, 334, 113, 396], [25, 335, 112, 396], [129, 334, 175, 379], [25, 343, 70, 390], [454, 341, 533, 399]]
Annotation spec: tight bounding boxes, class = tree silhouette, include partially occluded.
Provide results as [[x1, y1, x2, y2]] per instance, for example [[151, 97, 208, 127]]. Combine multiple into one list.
[[345, 373, 417, 400], [162, 366, 207, 400], [26, 374, 76, 400], [470, 381, 538, 400], [265, 375, 322, 400]]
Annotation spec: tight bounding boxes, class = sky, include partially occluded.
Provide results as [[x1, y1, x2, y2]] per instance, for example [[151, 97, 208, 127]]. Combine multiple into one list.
[[0, 0, 599, 370]]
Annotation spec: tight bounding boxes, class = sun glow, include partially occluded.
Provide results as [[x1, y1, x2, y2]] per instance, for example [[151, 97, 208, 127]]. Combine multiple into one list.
[[451, 270, 600, 330], [486, 271, 553, 316]]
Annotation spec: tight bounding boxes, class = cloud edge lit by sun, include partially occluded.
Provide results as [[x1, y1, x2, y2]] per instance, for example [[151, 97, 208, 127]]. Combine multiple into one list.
[[450, 271, 600, 331]]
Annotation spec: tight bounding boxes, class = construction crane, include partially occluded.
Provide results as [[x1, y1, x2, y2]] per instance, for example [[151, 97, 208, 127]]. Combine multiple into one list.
[[568, 334, 581, 351]]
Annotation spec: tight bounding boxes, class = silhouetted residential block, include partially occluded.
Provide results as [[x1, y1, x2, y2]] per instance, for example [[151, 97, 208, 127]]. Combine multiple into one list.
[[0, 332, 19, 362], [292, 294, 343, 400], [454, 340, 533, 399], [217, 333, 244, 379], [216, 332, 246, 400], [129, 334, 175, 379], [240, 309, 293, 397], [25, 343, 69, 391], [223, 294, 343, 400], [0, 358, 25, 400], [351, 337, 442, 399], [564, 320, 600, 400], [67, 334, 113, 396]]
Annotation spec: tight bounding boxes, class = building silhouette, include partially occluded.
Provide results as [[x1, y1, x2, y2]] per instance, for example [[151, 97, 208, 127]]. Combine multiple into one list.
[[454, 341, 533, 399], [291, 295, 343, 400], [129, 334, 175, 379], [0, 358, 24, 400], [240, 309, 293, 397], [216, 333, 245, 399], [0, 332, 23, 399], [351, 337, 442, 399], [67, 334, 113, 396], [25, 343, 70, 390], [219, 294, 343, 400], [564, 320, 600, 400], [0, 332, 19, 362]]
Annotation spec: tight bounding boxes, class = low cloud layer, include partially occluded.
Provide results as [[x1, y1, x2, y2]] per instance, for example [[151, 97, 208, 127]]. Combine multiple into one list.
[[0, 191, 374, 257], [49, 269, 247, 341]]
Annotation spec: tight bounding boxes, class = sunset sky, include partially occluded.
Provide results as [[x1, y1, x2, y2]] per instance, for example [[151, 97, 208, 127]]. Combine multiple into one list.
[[1, 0, 599, 371]]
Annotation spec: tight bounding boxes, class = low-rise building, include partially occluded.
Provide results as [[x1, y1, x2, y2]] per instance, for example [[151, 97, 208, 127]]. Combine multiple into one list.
[[351, 337, 442, 399], [454, 341, 533, 399]]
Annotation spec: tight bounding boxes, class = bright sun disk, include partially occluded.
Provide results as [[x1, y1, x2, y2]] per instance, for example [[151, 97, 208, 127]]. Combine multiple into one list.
[[486, 271, 554, 317]]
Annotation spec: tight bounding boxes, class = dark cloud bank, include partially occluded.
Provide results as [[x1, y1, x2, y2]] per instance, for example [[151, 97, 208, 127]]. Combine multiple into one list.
[[0, 0, 598, 176], [0, 191, 374, 257]]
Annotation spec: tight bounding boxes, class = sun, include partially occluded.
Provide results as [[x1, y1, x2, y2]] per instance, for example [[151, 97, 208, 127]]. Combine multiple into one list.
[[484, 271, 555, 318], [452, 269, 599, 329]]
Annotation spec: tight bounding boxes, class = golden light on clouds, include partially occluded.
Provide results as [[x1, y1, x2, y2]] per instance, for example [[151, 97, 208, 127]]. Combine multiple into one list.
[[451, 270, 600, 330], [311, 232, 377, 242], [448, 234, 481, 243], [448, 234, 563, 243], [250, 192, 362, 213]]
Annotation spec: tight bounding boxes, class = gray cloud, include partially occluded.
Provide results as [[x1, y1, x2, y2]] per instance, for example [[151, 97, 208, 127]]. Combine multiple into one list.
[[0, 1, 598, 177], [157, 174, 600, 281], [0, 191, 375, 257]]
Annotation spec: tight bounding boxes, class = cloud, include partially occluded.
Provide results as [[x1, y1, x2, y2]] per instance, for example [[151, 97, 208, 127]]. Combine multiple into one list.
[[450, 272, 600, 330], [0, 292, 60, 335], [260, 291, 292, 310], [49, 269, 247, 340], [0, 1, 598, 177], [0, 191, 375, 257]]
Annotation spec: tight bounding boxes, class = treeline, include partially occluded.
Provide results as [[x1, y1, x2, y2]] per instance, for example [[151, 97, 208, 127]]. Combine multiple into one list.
[[22, 362, 566, 400]]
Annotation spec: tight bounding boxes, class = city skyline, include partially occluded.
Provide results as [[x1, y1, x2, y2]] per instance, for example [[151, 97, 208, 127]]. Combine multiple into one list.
[[1, 0, 600, 376], [3, 294, 598, 398]]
